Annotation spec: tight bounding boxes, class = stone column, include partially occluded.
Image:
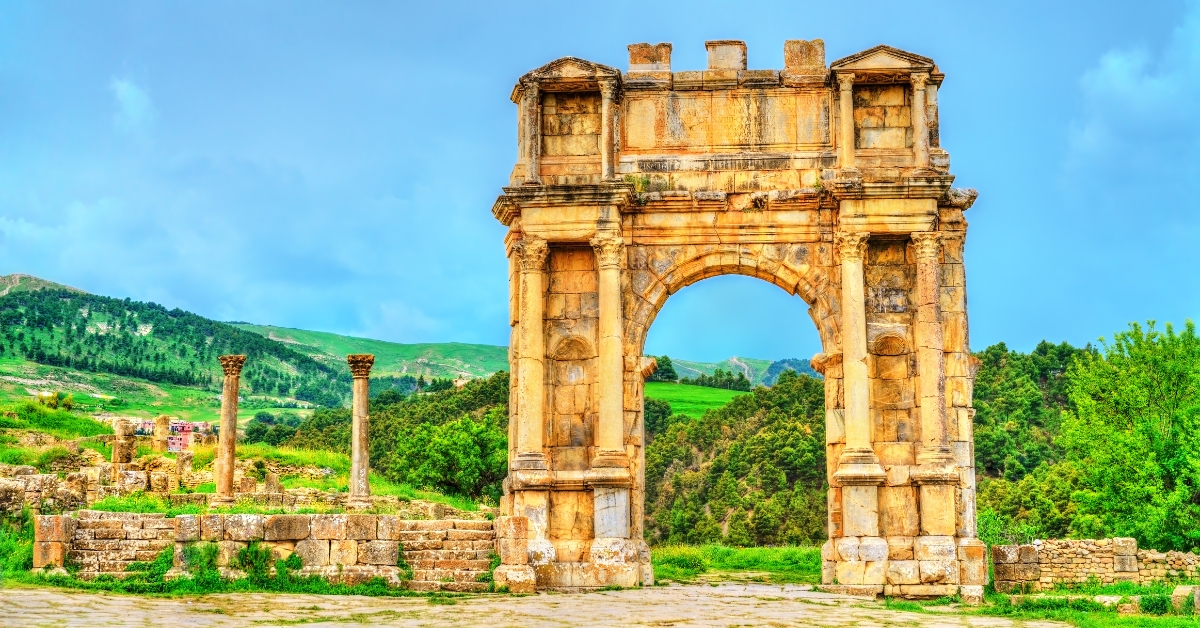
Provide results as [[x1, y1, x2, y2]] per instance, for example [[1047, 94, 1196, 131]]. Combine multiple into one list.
[[347, 354, 375, 510], [911, 73, 930, 169], [522, 82, 541, 185], [910, 232, 958, 542], [591, 230, 628, 470], [513, 237, 549, 470], [152, 415, 169, 453], [211, 354, 246, 507], [833, 233, 884, 499], [599, 78, 618, 181], [837, 72, 856, 170]]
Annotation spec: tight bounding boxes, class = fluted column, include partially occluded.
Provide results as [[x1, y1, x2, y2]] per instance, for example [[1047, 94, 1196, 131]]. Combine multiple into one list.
[[599, 79, 618, 181], [911, 232, 957, 476], [522, 82, 541, 185], [212, 354, 246, 507], [513, 237, 549, 470], [591, 230, 628, 469], [347, 353, 375, 510], [837, 72, 856, 170], [911, 73, 930, 169], [833, 233, 884, 486]]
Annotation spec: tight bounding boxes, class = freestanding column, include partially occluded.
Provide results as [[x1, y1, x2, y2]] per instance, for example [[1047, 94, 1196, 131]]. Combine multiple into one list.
[[347, 353, 375, 510], [591, 230, 628, 469], [599, 79, 618, 181], [837, 72, 856, 170], [833, 232, 885, 489], [211, 354, 246, 507], [911, 73, 930, 169], [522, 82, 541, 185], [513, 237, 549, 470]]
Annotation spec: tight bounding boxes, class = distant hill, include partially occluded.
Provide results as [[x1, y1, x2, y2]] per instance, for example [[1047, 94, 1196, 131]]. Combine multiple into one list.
[[671, 356, 818, 386], [0, 274, 84, 297], [230, 324, 509, 380]]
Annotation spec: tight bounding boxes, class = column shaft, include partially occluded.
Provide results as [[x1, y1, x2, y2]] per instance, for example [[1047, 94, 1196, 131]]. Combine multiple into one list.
[[592, 232, 628, 467], [912, 232, 956, 473], [837, 73, 856, 170], [523, 83, 541, 184], [833, 233, 884, 485], [911, 73, 930, 169], [347, 354, 375, 509], [599, 79, 617, 181], [514, 237, 549, 470], [212, 354, 246, 506]]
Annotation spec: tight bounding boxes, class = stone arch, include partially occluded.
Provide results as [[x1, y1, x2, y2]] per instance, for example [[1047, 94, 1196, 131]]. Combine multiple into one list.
[[622, 243, 840, 361]]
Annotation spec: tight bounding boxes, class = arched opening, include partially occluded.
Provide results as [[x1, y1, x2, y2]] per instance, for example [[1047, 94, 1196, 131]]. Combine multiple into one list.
[[638, 272, 830, 547]]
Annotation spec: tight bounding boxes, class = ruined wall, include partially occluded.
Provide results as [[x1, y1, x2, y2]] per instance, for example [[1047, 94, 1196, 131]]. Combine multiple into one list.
[[34, 511, 501, 592], [993, 539, 1200, 592]]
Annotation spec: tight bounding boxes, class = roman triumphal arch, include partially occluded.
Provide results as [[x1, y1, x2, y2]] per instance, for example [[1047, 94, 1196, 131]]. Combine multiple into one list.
[[491, 39, 983, 598]]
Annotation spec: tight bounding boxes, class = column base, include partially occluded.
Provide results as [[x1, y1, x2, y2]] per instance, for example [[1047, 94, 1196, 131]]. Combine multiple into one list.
[[833, 448, 886, 485], [512, 451, 549, 471], [209, 494, 236, 508], [912, 447, 959, 484], [590, 449, 629, 469], [345, 496, 372, 511]]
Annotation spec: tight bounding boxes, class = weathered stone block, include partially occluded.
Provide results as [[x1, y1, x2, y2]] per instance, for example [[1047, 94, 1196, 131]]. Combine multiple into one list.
[[919, 559, 958, 584], [294, 538, 329, 568], [263, 515, 309, 541], [842, 485, 879, 537], [1114, 537, 1137, 556], [1017, 544, 1038, 563], [915, 536, 956, 561], [991, 545, 1019, 564], [265, 540, 295, 561], [859, 537, 888, 562], [344, 515, 376, 540], [330, 539, 358, 565], [863, 560, 888, 585], [376, 515, 402, 540], [493, 564, 536, 593], [358, 540, 398, 565], [835, 560, 865, 585], [223, 514, 263, 541], [216, 540, 246, 567], [918, 484, 956, 536], [835, 537, 860, 562], [199, 515, 223, 541], [888, 536, 914, 560], [886, 560, 920, 585], [1115, 555, 1138, 572], [310, 514, 347, 540], [35, 515, 77, 543], [993, 562, 1039, 581], [33, 541, 64, 568], [879, 487, 918, 537], [593, 487, 629, 539], [499, 537, 528, 565], [960, 559, 987, 585], [453, 520, 494, 531]]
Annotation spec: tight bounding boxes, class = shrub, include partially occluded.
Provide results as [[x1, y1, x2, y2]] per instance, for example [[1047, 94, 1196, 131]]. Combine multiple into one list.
[[1141, 594, 1171, 615]]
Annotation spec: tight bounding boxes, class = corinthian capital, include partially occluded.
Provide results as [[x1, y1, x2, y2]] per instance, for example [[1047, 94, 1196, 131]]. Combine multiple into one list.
[[599, 78, 619, 101], [514, 237, 549, 272], [837, 72, 855, 91], [219, 354, 247, 376], [590, 232, 625, 268], [347, 354, 375, 379], [911, 231, 942, 260], [834, 231, 869, 262], [910, 72, 929, 91]]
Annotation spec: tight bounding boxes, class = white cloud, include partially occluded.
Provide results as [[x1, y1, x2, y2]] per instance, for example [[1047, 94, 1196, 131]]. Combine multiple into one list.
[[109, 77, 157, 137]]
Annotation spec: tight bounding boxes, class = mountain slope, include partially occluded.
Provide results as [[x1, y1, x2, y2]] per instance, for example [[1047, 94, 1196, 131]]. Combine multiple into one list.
[[672, 357, 818, 386], [231, 324, 508, 380], [0, 274, 84, 297]]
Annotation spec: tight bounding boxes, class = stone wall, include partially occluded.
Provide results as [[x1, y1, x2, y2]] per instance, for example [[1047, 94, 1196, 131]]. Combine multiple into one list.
[[993, 538, 1200, 591], [33, 511, 505, 592]]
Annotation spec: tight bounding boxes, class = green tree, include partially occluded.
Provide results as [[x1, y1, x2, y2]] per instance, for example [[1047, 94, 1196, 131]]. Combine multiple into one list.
[[647, 355, 678, 382]]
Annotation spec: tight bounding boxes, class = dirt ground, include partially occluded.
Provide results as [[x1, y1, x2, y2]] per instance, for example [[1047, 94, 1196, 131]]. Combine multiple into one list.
[[0, 582, 1068, 627]]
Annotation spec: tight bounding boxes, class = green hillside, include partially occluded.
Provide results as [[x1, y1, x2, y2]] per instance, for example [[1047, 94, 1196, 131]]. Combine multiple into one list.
[[643, 382, 748, 417], [0, 273, 84, 297], [671, 356, 818, 386], [231, 323, 509, 380]]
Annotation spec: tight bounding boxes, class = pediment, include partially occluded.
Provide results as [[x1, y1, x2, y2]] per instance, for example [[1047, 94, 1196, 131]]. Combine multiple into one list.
[[830, 45, 935, 72], [519, 57, 621, 85]]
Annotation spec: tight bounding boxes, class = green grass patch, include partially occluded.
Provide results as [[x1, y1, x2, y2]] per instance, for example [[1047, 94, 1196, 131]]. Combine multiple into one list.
[[2, 401, 111, 439], [643, 382, 748, 417], [651, 544, 820, 584]]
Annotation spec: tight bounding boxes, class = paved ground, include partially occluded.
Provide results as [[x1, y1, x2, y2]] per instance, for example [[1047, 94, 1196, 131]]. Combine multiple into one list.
[[0, 583, 1068, 627]]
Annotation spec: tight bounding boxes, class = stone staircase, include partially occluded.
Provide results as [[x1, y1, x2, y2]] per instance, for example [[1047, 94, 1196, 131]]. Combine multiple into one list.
[[398, 520, 496, 592]]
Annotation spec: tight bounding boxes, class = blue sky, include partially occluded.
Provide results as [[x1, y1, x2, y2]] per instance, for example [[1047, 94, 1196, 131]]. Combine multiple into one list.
[[1, 1, 1197, 363]]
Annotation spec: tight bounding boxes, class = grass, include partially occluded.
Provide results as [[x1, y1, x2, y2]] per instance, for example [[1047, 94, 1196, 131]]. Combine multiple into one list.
[[0, 400, 112, 439], [651, 544, 821, 584], [643, 382, 748, 417]]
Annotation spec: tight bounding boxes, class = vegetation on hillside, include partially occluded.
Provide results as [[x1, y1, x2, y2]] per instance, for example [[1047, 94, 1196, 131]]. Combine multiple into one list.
[[680, 368, 753, 391], [0, 289, 348, 406], [646, 355, 678, 382]]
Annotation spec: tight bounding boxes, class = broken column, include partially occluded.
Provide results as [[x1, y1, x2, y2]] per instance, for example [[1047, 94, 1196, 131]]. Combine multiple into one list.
[[110, 418, 137, 483], [346, 353, 375, 511], [152, 415, 170, 453], [211, 354, 246, 507]]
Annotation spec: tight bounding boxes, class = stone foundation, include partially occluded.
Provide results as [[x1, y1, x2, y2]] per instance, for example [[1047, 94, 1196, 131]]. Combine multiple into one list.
[[34, 511, 499, 592], [992, 538, 1200, 591]]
